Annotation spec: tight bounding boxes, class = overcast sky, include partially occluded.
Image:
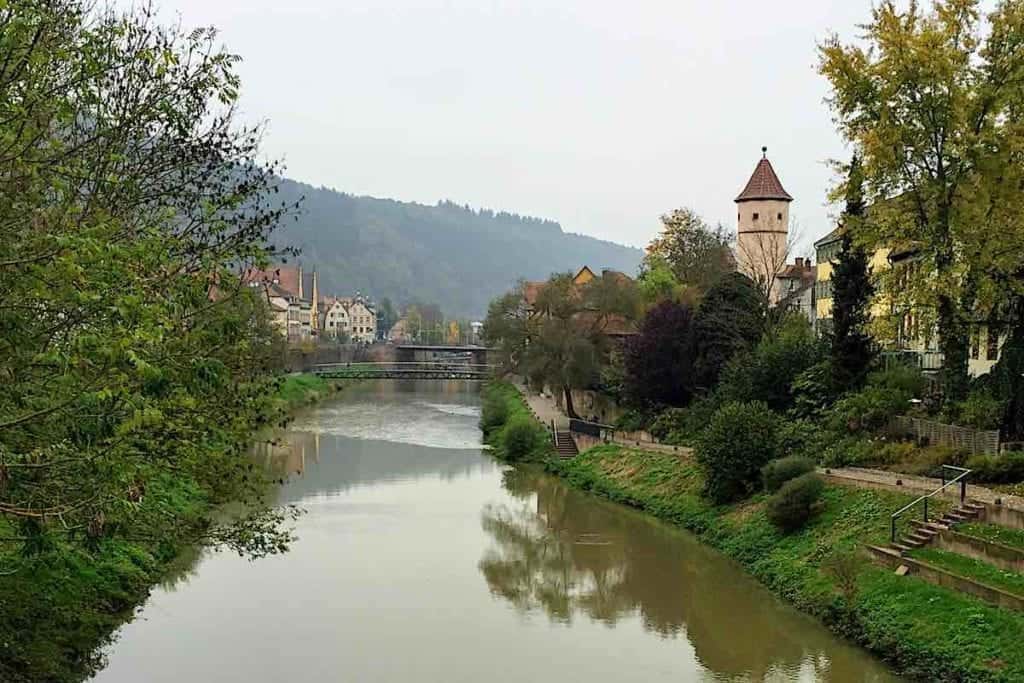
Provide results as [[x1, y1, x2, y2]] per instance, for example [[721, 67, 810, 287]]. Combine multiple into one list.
[[146, 1, 872, 251]]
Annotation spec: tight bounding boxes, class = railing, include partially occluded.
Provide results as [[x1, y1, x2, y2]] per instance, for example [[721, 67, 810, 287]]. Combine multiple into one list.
[[313, 361, 497, 380], [890, 465, 971, 543], [881, 350, 945, 372]]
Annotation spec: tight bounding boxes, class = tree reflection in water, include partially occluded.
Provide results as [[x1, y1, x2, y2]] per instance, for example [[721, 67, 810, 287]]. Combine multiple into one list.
[[479, 467, 896, 682]]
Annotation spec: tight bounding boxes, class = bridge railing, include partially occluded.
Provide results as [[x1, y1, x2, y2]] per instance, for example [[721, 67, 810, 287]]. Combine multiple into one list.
[[314, 361, 498, 372]]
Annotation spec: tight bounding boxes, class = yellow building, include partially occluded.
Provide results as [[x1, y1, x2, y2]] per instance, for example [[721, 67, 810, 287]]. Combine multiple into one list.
[[814, 230, 1002, 375]]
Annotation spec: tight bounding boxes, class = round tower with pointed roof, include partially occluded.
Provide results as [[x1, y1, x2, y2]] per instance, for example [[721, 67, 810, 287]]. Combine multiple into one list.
[[735, 147, 793, 290]]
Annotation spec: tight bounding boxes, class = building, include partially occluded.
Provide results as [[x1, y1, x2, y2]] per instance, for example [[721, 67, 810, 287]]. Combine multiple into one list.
[[813, 226, 1004, 376], [775, 258, 816, 321], [735, 147, 793, 304], [244, 265, 319, 342], [321, 297, 350, 339], [522, 266, 638, 338], [345, 298, 377, 343]]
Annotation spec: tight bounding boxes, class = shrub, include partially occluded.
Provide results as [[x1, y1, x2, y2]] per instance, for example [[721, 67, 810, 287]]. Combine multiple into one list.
[[616, 409, 650, 433], [502, 416, 541, 461], [954, 390, 1006, 431], [820, 436, 874, 468], [822, 549, 865, 604], [791, 360, 836, 418], [649, 407, 688, 441], [761, 456, 816, 493], [717, 313, 825, 412], [766, 473, 824, 533], [966, 453, 1024, 484], [775, 418, 827, 461], [867, 365, 926, 398], [696, 401, 779, 504], [480, 393, 509, 435], [826, 385, 911, 435]]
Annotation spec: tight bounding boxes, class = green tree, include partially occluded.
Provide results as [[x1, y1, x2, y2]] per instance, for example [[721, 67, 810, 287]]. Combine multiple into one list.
[[644, 208, 733, 295], [819, 0, 1024, 403], [0, 1, 294, 555], [693, 272, 766, 390], [830, 156, 876, 391]]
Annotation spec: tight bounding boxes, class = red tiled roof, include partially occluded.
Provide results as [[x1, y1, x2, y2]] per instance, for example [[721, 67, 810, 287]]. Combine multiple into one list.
[[523, 281, 545, 307], [735, 150, 793, 202]]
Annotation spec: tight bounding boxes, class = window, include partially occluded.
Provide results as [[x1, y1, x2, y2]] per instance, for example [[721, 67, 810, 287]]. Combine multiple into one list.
[[970, 328, 980, 359], [987, 325, 1002, 361], [777, 212, 783, 220], [753, 212, 759, 220]]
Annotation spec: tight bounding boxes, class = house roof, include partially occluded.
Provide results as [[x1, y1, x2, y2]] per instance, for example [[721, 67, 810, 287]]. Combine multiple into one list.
[[735, 149, 793, 203], [813, 226, 843, 249], [523, 281, 545, 307], [776, 263, 816, 285]]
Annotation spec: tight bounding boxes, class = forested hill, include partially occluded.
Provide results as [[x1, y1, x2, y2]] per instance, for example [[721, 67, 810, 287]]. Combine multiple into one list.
[[271, 178, 643, 318]]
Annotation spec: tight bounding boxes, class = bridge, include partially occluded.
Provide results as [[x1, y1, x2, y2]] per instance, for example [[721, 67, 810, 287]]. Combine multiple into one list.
[[394, 344, 494, 365], [313, 362, 495, 381]]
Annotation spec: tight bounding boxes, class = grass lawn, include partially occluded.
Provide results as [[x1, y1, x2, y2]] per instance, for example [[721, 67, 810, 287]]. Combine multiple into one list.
[[549, 443, 1024, 682], [909, 547, 1024, 596], [957, 523, 1024, 553]]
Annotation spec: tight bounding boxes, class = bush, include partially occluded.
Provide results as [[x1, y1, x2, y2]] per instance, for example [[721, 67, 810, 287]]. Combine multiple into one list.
[[954, 390, 1006, 431], [867, 365, 926, 397], [775, 418, 827, 461], [761, 456, 816, 493], [820, 436, 874, 468], [616, 408, 650, 433], [826, 385, 911, 435], [766, 473, 824, 532], [716, 314, 825, 412], [649, 407, 688, 441], [791, 359, 836, 418], [502, 416, 541, 461], [696, 401, 779, 504], [966, 453, 1024, 484], [480, 393, 509, 435]]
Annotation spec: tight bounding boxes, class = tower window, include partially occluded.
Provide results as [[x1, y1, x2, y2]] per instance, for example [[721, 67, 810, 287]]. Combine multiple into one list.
[[777, 212, 783, 220], [753, 212, 759, 220]]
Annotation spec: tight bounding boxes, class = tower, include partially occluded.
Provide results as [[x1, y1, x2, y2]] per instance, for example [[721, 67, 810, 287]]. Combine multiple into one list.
[[735, 147, 793, 298]]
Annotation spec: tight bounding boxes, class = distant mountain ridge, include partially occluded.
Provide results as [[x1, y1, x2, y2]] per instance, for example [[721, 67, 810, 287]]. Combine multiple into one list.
[[270, 178, 643, 318]]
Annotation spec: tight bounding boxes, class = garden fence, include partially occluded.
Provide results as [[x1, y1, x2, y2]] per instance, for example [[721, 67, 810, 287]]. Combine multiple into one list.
[[886, 415, 1000, 455]]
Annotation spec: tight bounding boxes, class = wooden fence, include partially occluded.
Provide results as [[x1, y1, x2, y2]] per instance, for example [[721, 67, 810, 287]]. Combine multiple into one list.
[[886, 416, 1000, 455]]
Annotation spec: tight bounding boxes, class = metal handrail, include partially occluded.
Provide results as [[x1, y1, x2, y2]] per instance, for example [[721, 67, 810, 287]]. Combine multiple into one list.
[[890, 465, 971, 543]]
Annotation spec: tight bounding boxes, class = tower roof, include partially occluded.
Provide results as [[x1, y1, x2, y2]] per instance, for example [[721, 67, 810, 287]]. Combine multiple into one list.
[[735, 147, 793, 203]]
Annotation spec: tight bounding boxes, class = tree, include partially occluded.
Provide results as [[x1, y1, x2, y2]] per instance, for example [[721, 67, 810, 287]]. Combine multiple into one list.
[[819, 0, 1024, 403], [0, 1, 296, 555], [483, 286, 530, 370], [830, 156, 876, 391], [376, 297, 397, 338], [623, 301, 696, 408], [693, 273, 766, 390], [644, 208, 733, 295], [735, 221, 801, 311]]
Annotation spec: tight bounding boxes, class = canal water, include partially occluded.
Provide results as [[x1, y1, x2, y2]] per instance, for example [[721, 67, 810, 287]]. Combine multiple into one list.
[[93, 381, 897, 682]]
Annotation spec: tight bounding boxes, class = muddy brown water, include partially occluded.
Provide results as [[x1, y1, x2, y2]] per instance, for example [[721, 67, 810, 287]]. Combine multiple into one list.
[[92, 381, 898, 682]]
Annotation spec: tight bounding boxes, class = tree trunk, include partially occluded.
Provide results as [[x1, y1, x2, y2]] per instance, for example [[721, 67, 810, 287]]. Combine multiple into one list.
[[937, 294, 969, 405], [999, 308, 1024, 441], [562, 384, 579, 419]]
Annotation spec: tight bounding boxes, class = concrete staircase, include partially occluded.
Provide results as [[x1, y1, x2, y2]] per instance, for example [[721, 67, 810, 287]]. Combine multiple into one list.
[[554, 430, 578, 460], [890, 501, 986, 554]]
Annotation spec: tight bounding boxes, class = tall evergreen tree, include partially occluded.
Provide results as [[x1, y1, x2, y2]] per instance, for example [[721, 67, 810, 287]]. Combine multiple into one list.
[[830, 156, 875, 391]]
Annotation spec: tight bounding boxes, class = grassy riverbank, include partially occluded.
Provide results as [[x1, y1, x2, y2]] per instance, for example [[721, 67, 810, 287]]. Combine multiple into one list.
[[0, 373, 338, 683], [548, 444, 1024, 682], [480, 381, 554, 461]]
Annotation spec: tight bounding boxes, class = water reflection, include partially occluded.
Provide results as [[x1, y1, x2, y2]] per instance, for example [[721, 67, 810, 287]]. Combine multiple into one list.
[[480, 467, 897, 682]]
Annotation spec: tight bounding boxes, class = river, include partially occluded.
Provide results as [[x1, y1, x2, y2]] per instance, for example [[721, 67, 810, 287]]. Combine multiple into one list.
[[92, 380, 897, 682]]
